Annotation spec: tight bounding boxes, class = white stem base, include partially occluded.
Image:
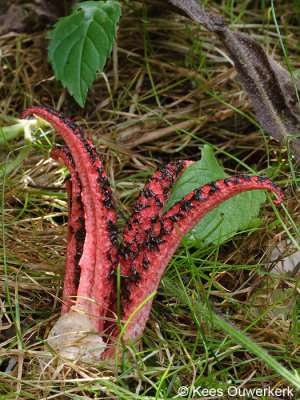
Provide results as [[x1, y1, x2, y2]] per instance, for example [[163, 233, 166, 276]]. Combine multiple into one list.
[[48, 304, 105, 360]]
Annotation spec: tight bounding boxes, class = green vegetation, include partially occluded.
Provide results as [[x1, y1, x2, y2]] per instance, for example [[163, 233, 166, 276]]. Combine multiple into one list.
[[0, 1, 299, 398]]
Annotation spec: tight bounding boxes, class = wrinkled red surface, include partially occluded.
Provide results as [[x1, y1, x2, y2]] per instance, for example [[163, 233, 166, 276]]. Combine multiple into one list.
[[21, 106, 283, 358], [51, 146, 84, 315], [119, 175, 283, 343], [21, 106, 117, 333]]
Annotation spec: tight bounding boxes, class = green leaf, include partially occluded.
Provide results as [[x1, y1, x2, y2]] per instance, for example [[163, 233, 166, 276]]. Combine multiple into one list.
[[164, 145, 266, 246], [47, 1, 122, 107]]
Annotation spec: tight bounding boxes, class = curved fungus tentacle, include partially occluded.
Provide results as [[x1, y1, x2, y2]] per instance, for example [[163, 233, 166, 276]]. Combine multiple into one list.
[[50, 146, 85, 315], [21, 106, 283, 359], [21, 106, 117, 333], [117, 175, 283, 344], [113, 161, 193, 317]]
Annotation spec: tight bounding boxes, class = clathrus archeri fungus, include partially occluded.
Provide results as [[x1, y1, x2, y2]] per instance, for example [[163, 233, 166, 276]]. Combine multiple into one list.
[[21, 106, 283, 359]]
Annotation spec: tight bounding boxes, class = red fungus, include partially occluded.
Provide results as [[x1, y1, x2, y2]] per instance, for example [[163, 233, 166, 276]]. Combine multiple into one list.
[[21, 106, 117, 333], [118, 175, 283, 343], [21, 106, 283, 359], [50, 146, 84, 315], [114, 161, 193, 314]]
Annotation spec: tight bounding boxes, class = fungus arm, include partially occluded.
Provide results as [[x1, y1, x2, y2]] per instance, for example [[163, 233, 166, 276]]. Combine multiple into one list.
[[22, 106, 117, 332], [50, 146, 85, 315], [118, 175, 283, 343]]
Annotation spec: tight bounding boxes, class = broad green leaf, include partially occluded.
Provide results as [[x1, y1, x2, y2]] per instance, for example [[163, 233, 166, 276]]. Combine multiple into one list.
[[164, 145, 266, 246], [47, 1, 122, 107]]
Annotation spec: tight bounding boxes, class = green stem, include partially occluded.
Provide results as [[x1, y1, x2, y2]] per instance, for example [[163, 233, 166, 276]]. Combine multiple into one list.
[[0, 122, 28, 144], [0, 118, 50, 179], [0, 123, 33, 179]]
